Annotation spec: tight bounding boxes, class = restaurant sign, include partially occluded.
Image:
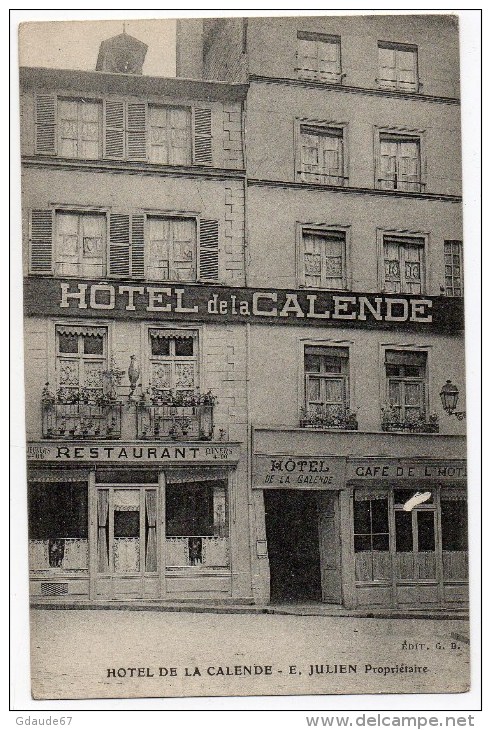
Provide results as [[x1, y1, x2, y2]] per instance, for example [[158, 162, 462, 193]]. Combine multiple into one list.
[[27, 442, 240, 463], [253, 455, 345, 489], [24, 278, 463, 332]]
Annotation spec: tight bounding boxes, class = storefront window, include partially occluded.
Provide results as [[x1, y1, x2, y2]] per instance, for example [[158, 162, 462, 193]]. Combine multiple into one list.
[[394, 489, 436, 580], [353, 492, 391, 582], [28, 482, 88, 571], [165, 480, 229, 568], [441, 493, 468, 580]]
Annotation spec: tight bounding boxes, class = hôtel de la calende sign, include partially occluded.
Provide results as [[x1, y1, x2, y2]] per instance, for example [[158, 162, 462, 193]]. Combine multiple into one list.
[[24, 278, 464, 332]]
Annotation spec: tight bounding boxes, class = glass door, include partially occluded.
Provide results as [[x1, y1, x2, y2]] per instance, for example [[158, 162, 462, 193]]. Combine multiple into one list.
[[96, 486, 158, 598]]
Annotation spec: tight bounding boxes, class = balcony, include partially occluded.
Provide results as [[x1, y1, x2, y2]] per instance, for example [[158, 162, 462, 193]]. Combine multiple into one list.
[[381, 407, 439, 434], [299, 406, 359, 431], [136, 403, 214, 440], [42, 400, 122, 439]]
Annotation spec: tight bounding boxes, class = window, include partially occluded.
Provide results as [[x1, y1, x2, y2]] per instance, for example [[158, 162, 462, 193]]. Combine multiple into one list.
[[353, 492, 391, 582], [35, 94, 213, 165], [165, 480, 229, 567], [298, 124, 345, 185], [55, 211, 106, 277], [56, 326, 107, 402], [296, 31, 342, 82], [28, 482, 88, 571], [304, 345, 349, 421], [301, 228, 347, 289], [149, 329, 198, 399], [444, 241, 464, 297], [383, 235, 425, 294], [147, 217, 196, 282], [378, 134, 422, 192], [58, 98, 101, 159], [149, 105, 191, 165], [378, 42, 418, 92], [394, 489, 436, 580], [441, 492, 468, 581], [385, 350, 427, 422]]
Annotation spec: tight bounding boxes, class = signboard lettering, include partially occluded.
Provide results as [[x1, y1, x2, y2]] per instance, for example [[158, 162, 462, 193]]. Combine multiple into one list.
[[27, 442, 239, 464]]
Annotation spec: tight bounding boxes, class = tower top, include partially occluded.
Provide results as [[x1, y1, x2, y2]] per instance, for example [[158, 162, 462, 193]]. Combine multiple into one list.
[[96, 30, 148, 75]]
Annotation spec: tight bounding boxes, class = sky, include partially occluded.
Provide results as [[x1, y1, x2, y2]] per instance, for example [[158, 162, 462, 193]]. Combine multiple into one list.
[[18, 18, 176, 77]]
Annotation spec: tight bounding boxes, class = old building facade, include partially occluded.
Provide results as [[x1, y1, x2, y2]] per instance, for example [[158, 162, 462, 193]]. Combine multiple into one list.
[[23, 16, 468, 611]]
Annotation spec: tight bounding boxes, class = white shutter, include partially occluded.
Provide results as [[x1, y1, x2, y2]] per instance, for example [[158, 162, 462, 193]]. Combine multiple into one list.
[[193, 108, 213, 165], [198, 219, 219, 281], [30, 210, 53, 274], [127, 102, 147, 161], [131, 215, 145, 278], [108, 213, 130, 276], [35, 95, 56, 155], [104, 99, 125, 159]]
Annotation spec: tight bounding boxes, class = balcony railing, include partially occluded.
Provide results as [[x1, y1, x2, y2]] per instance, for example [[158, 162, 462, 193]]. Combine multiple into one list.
[[136, 404, 214, 441], [300, 406, 358, 431], [381, 408, 439, 434], [42, 402, 122, 439]]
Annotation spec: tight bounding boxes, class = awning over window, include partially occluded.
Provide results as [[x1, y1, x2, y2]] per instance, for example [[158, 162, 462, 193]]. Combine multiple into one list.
[[28, 469, 89, 483], [56, 325, 105, 338], [149, 329, 196, 340], [385, 350, 426, 366]]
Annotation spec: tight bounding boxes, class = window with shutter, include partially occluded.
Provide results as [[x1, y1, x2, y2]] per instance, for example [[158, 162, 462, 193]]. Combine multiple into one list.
[[58, 98, 101, 159], [149, 106, 191, 165], [382, 235, 424, 294], [55, 211, 106, 277], [147, 217, 196, 282], [378, 42, 418, 92], [378, 133, 422, 192], [193, 108, 213, 165], [35, 95, 57, 155], [304, 346, 349, 422], [109, 214, 131, 277], [296, 32, 342, 82], [298, 124, 345, 185], [104, 99, 125, 159], [126, 102, 147, 160], [301, 228, 347, 289], [30, 210, 53, 274], [198, 220, 219, 281]]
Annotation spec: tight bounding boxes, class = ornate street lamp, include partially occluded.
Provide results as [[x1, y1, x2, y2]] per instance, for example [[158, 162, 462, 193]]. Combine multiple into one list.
[[440, 380, 466, 420]]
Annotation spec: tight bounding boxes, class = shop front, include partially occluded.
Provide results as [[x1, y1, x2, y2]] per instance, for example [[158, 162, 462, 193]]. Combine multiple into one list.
[[252, 429, 468, 611], [27, 441, 241, 602]]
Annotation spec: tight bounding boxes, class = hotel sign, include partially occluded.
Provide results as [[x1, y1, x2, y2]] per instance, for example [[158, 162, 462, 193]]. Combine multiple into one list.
[[253, 455, 345, 489], [24, 278, 464, 332], [27, 442, 240, 463]]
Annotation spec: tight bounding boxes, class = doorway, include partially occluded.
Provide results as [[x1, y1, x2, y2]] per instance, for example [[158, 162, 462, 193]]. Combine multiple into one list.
[[264, 490, 322, 602]]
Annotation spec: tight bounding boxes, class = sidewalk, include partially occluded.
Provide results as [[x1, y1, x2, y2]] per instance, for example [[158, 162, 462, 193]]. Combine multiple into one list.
[[30, 599, 469, 620]]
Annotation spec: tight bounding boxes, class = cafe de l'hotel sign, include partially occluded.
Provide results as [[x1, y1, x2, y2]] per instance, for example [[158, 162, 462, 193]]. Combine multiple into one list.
[[24, 278, 464, 333]]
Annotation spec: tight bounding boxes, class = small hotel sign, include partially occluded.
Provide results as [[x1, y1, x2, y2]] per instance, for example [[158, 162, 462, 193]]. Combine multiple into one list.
[[253, 455, 345, 489], [347, 460, 467, 481], [27, 442, 240, 463], [24, 278, 464, 332]]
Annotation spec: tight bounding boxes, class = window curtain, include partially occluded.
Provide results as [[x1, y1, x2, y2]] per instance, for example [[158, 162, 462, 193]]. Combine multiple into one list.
[[97, 490, 109, 573], [145, 490, 158, 572]]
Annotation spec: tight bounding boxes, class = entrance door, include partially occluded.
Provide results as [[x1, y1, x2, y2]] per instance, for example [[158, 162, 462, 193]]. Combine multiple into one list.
[[264, 490, 322, 602], [96, 486, 159, 599], [318, 492, 342, 603]]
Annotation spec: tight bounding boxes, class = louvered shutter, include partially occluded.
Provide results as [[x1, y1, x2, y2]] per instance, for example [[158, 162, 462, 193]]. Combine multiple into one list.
[[198, 219, 219, 281], [193, 108, 213, 165], [35, 95, 56, 155], [104, 100, 125, 159], [109, 214, 131, 276], [127, 103, 147, 161], [30, 210, 53, 273], [131, 215, 145, 278]]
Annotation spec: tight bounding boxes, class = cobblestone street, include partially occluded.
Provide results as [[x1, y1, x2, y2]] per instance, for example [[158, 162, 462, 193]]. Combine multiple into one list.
[[30, 609, 470, 700]]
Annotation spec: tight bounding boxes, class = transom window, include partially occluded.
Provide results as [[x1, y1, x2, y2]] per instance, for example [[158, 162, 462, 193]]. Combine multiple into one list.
[[56, 326, 107, 401], [55, 211, 106, 278], [149, 330, 198, 399], [378, 134, 422, 192], [378, 42, 418, 92], [296, 31, 342, 82], [444, 241, 464, 297], [148, 105, 191, 165], [304, 345, 349, 420], [58, 98, 101, 159], [302, 228, 347, 289], [147, 217, 197, 282], [385, 350, 427, 422], [298, 124, 345, 185], [383, 235, 424, 294]]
